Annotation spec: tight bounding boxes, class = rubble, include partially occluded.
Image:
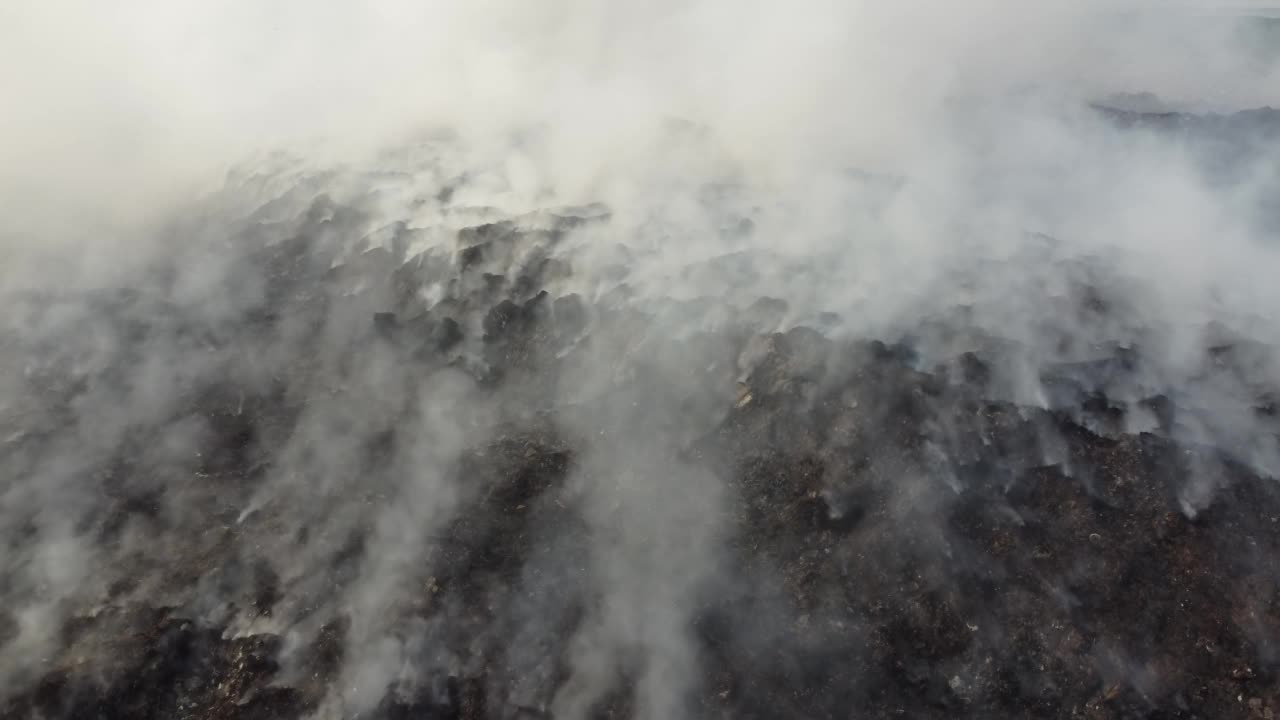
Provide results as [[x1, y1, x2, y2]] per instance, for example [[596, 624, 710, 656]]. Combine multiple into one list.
[[3, 144, 1280, 719]]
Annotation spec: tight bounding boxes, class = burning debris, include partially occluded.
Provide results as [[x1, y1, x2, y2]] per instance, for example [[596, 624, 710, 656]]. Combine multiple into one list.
[[3, 1, 1280, 712], [2, 150, 1280, 718]]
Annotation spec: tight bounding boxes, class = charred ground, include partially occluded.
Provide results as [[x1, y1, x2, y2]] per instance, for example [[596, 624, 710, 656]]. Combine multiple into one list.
[[3, 109, 1280, 719]]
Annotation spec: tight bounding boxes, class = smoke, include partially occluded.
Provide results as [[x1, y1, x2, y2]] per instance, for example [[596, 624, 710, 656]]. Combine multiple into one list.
[[3, 2, 1275, 240], [2, 1, 1280, 718]]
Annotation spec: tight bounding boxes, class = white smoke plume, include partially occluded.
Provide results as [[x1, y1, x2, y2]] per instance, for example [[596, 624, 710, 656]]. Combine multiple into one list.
[[1, 1, 1279, 718]]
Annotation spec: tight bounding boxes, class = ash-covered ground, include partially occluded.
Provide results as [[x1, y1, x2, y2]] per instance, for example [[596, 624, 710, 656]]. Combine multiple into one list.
[[2, 100, 1280, 719]]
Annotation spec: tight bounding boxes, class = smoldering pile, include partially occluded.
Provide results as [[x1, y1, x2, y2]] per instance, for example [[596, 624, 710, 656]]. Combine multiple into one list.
[[2, 106, 1280, 720]]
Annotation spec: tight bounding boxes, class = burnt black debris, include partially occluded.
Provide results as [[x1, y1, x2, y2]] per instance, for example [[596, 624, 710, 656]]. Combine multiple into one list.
[[3, 134, 1280, 719]]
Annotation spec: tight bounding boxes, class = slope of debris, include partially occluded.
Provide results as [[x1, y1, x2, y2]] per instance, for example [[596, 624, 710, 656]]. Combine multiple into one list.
[[3, 111, 1280, 719]]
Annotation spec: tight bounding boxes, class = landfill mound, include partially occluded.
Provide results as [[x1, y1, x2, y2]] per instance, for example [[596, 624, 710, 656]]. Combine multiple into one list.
[[3, 108, 1280, 720]]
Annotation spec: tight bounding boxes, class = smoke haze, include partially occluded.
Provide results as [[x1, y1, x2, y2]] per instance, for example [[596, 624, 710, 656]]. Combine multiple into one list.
[[2, 2, 1280, 718]]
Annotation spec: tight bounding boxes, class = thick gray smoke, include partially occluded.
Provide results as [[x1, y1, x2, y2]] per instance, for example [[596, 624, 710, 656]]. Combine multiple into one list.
[[1, 2, 1279, 718]]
